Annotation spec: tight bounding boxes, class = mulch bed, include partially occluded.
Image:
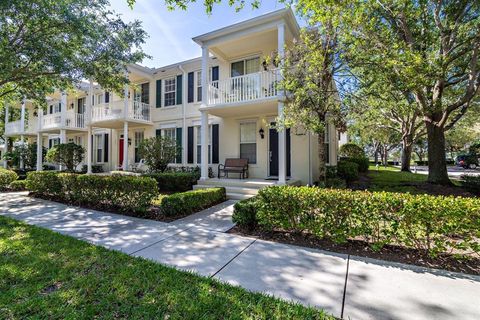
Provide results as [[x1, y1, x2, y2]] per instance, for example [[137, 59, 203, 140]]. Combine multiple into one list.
[[229, 226, 480, 276]]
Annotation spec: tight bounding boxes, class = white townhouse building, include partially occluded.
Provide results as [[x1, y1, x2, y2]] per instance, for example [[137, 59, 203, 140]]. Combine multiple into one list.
[[3, 8, 344, 196]]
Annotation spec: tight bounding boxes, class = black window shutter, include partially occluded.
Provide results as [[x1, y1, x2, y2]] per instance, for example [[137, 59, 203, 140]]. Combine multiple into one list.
[[187, 126, 194, 164], [49, 139, 52, 149], [92, 95, 95, 106], [212, 124, 219, 164], [176, 75, 183, 105], [176, 127, 182, 163], [105, 92, 110, 103], [187, 72, 194, 103], [104, 134, 109, 162], [212, 66, 219, 81], [49, 105, 53, 114], [156, 79, 162, 108], [156, 129, 162, 137], [58, 103, 62, 112]]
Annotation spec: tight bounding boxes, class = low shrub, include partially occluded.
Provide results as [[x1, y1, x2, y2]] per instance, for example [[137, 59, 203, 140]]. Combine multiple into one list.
[[461, 175, 480, 194], [255, 186, 480, 257], [26, 172, 158, 214], [339, 143, 365, 158], [81, 164, 104, 173], [156, 187, 226, 217], [325, 177, 347, 189], [325, 166, 337, 179], [9, 180, 27, 191], [0, 168, 18, 190], [348, 157, 369, 172], [337, 160, 359, 183], [143, 172, 198, 192], [232, 197, 259, 230]]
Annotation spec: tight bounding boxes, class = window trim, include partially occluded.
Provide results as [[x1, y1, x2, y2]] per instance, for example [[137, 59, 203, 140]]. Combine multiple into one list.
[[163, 77, 177, 107], [94, 133, 105, 164], [239, 121, 257, 164]]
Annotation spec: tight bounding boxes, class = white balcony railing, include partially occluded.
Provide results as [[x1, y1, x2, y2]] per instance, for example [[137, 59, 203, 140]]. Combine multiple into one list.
[[208, 70, 278, 106], [5, 119, 38, 135], [91, 100, 152, 123], [41, 111, 85, 130]]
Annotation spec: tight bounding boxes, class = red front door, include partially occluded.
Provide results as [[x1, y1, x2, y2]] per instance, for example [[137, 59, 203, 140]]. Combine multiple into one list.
[[119, 138, 124, 168]]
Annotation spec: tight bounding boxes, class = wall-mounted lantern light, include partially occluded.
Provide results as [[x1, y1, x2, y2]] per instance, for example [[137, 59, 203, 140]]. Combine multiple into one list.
[[259, 128, 265, 139]]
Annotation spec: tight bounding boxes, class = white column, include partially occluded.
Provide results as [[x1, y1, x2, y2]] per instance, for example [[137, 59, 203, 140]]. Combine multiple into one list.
[[123, 122, 129, 171], [20, 98, 26, 133], [4, 103, 8, 169], [36, 109, 43, 171], [4, 103, 9, 127], [277, 23, 287, 184], [201, 46, 209, 107], [20, 135, 25, 170], [122, 82, 129, 171], [200, 111, 209, 180], [2, 143, 7, 169], [87, 80, 93, 174], [60, 129, 66, 143], [60, 91, 67, 127]]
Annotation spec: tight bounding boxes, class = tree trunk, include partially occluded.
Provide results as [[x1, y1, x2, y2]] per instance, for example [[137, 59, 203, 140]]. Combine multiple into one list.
[[425, 120, 451, 185], [382, 145, 388, 166], [317, 131, 326, 184], [401, 137, 413, 172]]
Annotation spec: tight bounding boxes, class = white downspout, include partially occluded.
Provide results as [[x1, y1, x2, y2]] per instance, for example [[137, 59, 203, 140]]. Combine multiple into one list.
[[179, 65, 187, 166]]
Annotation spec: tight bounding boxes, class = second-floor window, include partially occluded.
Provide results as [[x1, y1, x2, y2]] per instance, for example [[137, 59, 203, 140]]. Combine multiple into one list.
[[164, 77, 176, 106], [231, 57, 260, 77], [196, 71, 202, 102]]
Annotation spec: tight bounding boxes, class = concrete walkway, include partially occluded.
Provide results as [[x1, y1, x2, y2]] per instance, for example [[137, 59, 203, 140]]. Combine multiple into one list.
[[1, 192, 479, 320]]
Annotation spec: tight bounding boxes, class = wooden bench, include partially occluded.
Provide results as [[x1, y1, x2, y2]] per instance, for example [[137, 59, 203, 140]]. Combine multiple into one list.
[[218, 158, 249, 179]]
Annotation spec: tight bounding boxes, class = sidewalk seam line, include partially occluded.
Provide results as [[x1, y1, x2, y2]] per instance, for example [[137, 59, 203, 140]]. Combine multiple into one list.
[[340, 254, 350, 319], [128, 226, 194, 256], [211, 239, 257, 278]]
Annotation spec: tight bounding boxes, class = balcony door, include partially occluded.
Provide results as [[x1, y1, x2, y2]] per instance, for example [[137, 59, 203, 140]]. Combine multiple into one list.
[[231, 57, 260, 98]]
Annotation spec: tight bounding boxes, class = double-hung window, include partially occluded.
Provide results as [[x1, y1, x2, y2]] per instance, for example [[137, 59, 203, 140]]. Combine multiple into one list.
[[134, 131, 144, 163], [196, 126, 211, 164], [94, 134, 104, 163], [164, 77, 176, 106], [196, 71, 202, 102], [160, 128, 180, 164], [240, 122, 256, 164]]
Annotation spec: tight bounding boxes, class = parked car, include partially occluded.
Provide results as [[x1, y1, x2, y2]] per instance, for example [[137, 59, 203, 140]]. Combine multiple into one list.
[[455, 154, 479, 169]]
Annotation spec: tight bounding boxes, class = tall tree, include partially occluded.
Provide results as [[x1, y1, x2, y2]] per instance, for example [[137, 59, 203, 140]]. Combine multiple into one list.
[[343, 1, 480, 185], [279, 25, 344, 183], [0, 0, 148, 102]]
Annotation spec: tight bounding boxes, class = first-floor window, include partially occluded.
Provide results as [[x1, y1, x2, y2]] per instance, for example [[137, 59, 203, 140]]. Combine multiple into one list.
[[161, 128, 179, 164], [49, 138, 60, 149], [240, 122, 256, 164], [134, 131, 144, 163], [325, 125, 330, 164], [196, 126, 211, 164], [95, 134, 104, 163]]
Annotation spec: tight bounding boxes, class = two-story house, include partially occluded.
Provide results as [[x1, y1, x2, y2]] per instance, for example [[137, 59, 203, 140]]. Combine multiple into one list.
[[3, 8, 343, 197]]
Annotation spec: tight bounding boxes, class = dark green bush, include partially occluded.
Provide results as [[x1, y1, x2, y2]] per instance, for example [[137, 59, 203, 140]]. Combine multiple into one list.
[[348, 157, 369, 172], [26, 172, 158, 214], [255, 186, 480, 257], [325, 165, 337, 179], [0, 168, 18, 190], [325, 177, 346, 189], [143, 172, 198, 192], [156, 187, 226, 217], [337, 160, 359, 183], [8, 180, 27, 191], [232, 197, 259, 230], [461, 175, 480, 194], [339, 143, 365, 158], [81, 164, 104, 173]]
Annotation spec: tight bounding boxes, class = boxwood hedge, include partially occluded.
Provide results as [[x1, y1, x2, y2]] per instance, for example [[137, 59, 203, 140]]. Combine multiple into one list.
[[0, 168, 18, 190], [155, 187, 226, 217], [26, 172, 158, 213], [143, 172, 199, 192], [234, 185, 480, 257]]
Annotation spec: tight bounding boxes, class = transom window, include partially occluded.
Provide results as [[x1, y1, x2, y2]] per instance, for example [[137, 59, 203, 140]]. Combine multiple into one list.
[[164, 77, 176, 106], [240, 122, 256, 164]]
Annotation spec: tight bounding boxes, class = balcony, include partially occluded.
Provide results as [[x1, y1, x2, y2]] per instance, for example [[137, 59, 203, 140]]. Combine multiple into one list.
[[207, 70, 278, 106], [5, 119, 38, 136], [91, 100, 152, 127], [41, 111, 86, 131]]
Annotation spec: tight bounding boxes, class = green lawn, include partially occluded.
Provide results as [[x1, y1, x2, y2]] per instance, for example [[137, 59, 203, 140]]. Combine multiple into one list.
[[365, 165, 427, 193], [0, 216, 332, 320]]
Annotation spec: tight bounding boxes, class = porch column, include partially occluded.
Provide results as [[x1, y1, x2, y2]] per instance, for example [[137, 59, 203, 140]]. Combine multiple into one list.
[[123, 122, 129, 171], [60, 91, 67, 127], [2, 143, 7, 169], [4, 102, 9, 128], [201, 46, 209, 107], [123, 81, 129, 171], [36, 109, 43, 171], [20, 135, 25, 170], [20, 98, 26, 133], [277, 23, 287, 184], [86, 79, 93, 174], [200, 110, 209, 180], [4, 103, 8, 168]]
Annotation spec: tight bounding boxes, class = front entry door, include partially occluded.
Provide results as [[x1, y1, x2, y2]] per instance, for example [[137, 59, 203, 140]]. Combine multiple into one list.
[[269, 123, 291, 177], [119, 138, 124, 168]]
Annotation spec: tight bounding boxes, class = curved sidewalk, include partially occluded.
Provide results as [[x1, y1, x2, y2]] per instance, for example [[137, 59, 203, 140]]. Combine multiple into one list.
[[1, 192, 479, 319]]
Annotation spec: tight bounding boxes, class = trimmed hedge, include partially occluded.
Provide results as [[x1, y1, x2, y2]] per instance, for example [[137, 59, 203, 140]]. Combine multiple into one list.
[[232, 197, 258, 230], [236, 186, 480, 257], [26, 172, 158, 214], [337, 160, 359, 183], [9, 180, 27, 191], [0, 169, 18, 190], [143, 172, 199, 192], [155, 187, 226, 217]]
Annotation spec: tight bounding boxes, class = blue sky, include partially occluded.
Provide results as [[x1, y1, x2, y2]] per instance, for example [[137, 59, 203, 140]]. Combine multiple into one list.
[[109, 0, 302, 68]]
